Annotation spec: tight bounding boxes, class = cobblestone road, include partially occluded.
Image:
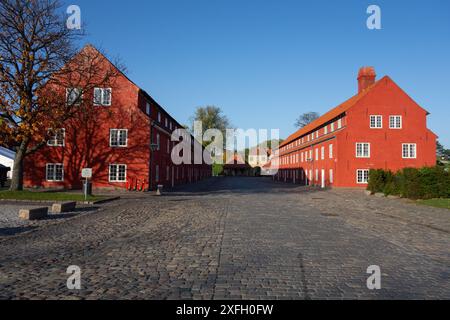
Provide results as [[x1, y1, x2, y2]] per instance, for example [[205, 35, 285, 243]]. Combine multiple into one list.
[[0, 177, 449, 300]]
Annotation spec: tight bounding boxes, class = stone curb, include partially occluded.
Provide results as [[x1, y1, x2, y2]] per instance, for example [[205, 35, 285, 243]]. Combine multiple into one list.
[[0, 196, 120, 205]]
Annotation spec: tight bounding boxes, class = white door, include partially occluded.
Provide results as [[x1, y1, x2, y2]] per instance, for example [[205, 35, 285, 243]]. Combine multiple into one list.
[[321, 169, 325, 188]]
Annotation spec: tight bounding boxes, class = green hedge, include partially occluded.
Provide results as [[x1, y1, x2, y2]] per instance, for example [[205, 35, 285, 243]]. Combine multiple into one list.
[[368, 166, 450, 200]]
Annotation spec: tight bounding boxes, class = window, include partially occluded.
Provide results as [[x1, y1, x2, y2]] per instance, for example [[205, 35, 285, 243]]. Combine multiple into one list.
[[402, 143, 417, 159], [315, 169, 319, 181], [309, 150, 312, 160], [324, 126, 328, 135], [155, 165, 160, 182], [109, 164, 127, 182], [329, 169, 334, 184], [370, 115, 383, 128], [329, 144, 333, 159], [66, 88, 82, 106], [321, 146, 325, 160], [93, 88, 111, 106], [156, 133, 160, 151], [301, 152, 304, 163], [146, 102, 151, 115], [158, 112, 161, 122], [356, 143, 370, 158], [315, 148, 319, 161], [316, 131, 319, 139], [331, 122, 335, 132], [167, 138, 170, 153], [47, 129, 65, 147], [390, 116, 402, 129], [110, 129, 128, 147], [46, 164, 64, 181], [357, 169, 369, 184], [338, 119, 342, 129], [165, 118, 168, 127]]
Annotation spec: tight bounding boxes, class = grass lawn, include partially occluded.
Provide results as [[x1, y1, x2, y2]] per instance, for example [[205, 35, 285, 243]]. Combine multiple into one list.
[[0, 190, 106, 202], [417, 198, 450, 210]]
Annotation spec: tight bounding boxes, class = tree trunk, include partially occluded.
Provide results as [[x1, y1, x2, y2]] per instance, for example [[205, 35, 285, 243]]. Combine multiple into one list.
[[9, 143, 27, 191]]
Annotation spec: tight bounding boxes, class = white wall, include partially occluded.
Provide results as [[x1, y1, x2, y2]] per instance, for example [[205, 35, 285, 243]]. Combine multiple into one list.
[[0, 154, 14, 179]]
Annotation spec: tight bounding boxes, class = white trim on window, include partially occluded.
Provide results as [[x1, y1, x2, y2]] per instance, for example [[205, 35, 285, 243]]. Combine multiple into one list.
[[356, 142, 371, 158], [370, 115, 383, 129], [402, 143, 417, 159], [110, 129, 128, 147], [46, 163, 64, 182], [109, 164, 127, 182], [356, 169, 369, 184], [390, 115, 402, 129], [93, 88, 112, 106], [329, 144, 333, 159], [47, 128, 65, 147], [66, 88, 82, 106]]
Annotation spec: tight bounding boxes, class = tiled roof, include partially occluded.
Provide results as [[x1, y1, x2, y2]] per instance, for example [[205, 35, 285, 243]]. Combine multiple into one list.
[[279, 77, 386, 148]]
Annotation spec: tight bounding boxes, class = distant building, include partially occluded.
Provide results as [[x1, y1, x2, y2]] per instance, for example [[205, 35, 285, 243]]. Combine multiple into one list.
[[223, 151, 256, 176], [248, 146, 271, 168], [0, 147, 15, 179], [273, 67, 437, 188]]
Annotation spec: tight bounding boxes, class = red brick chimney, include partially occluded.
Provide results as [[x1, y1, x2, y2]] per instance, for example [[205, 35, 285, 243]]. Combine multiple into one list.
[[358, 67, 376, 94]]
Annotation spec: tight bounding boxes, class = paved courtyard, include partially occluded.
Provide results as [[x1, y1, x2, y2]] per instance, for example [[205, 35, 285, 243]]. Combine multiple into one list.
[[0, 177, 449, 300]]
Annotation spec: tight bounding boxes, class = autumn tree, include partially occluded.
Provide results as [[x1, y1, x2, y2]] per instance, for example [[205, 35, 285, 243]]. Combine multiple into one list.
[[0, 0, 121, 190]]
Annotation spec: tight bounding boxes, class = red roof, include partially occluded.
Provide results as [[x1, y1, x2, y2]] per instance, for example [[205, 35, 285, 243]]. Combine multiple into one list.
[[279, 76, 386, 148]]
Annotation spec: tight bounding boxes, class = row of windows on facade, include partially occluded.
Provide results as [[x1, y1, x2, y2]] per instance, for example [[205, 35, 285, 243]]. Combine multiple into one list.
[[47, 128, 171, 152], [280, 115, 404, 154], [45, 163, 203, 183], [277, 142, 417, 166], [280, 119, 343, 153], [66, 88, 178, 131], [278, 168, 370, 185]]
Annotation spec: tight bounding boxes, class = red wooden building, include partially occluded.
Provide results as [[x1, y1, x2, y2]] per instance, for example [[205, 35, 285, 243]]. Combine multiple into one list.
[[273, 67, 437, 188], [24, 46, 211, 191]]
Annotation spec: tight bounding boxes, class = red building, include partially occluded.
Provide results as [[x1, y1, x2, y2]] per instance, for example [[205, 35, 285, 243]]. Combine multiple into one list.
[[274, 67, 437, 188], [24, 46, 211, 191]]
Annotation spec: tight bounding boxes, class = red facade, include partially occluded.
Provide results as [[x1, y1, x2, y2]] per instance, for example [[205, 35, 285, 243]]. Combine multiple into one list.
[[274, 67, 437, 188], [24, 46, 211, 191]]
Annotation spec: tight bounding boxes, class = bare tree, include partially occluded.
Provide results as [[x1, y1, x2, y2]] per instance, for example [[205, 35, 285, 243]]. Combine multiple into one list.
[[294, 112, 320, 128], [0, 0, 122, 190]]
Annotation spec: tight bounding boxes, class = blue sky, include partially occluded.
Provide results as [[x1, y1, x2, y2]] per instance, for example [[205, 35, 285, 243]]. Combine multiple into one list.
[[66, 0, 450, 147]]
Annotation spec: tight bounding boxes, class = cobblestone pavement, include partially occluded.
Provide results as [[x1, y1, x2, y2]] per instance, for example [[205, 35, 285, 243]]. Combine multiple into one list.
[[0, 177, 449, 300]]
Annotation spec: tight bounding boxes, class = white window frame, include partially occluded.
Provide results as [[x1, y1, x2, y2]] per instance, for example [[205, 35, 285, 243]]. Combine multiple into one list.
[[329, 144, 333, 159], [47, 128, 65, 147], [402, 143, 417, 159], [390, 115, 402, 129], [356, 169, 369, 184], [370, 115, 383, 129], [337, 119, 342, 129], [356, 142, 371, 158], [110, 129, 128, 147], [331, 122, 335, 132], [324, 126, 328, 135], [329, 169, 334, 184], [109, 164, 127, 182], [46, 163, 64, 182], [315, 148, 319, 161], [321, 146, 325, 160], [66, 88, 82, 106], [93, 88, 112, 106]]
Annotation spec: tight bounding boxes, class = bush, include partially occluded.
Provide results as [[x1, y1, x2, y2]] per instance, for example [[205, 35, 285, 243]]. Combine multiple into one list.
[[367, 166, 450, 200]]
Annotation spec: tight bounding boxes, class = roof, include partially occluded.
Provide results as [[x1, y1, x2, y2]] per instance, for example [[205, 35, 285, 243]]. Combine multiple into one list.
[[279, 77, 386, 148], [0, 147, 15, 159]]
